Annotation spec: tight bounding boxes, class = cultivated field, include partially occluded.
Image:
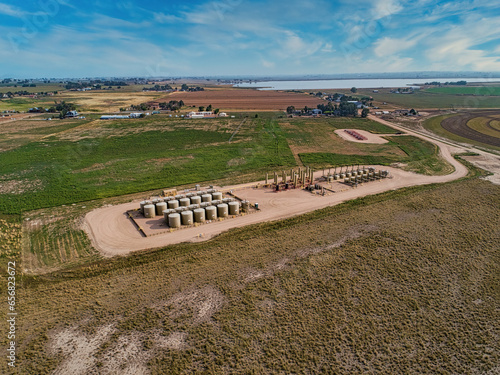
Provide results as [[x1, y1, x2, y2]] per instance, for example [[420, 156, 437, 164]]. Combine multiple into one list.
[[423, 110, 500, 150], [167, 88, 326, 111]]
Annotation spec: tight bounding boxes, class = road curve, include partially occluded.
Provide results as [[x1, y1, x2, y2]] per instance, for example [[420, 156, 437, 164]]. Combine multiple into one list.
[[84, 117, 469, 257]]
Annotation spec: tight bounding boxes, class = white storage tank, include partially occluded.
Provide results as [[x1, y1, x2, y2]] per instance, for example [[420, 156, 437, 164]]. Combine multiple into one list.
[[156, 202, 167, 216], [212, 192, 223, 201], [163, 210, 175, 222], [217, 203, 229, 218], [193, 208, 206, 223], [201, 194, 212, 203], [228, 201, 240, 215], [168, 213, 181, 228], [144, 204, 156, 218], [140, 201, 149, 214], [168, 200, 179, 209], [190, 196, 202, 205], [181, 211, 193, 225], [174, 194, 185, 200], [205, 206, 217, 220], [180, 198, 190, 207]]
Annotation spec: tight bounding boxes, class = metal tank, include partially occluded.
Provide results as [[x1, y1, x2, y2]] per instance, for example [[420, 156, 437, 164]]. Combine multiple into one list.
[[140, 201, 149, 215], [193, 208, 206, 223], [144, 204, 156, 218], [168, 213, 181, 228], [241, 200, 250, 212], [228, 201, 240, 215], [181, 211, 193, 225], [205, 206, 217, 220], [212, 192, 223, 201], [168, 200, 179, 209], [179, 198, 190, 207], [190, 195, 202, 205], [217, 203, 229, 218], [156, 202, 167, 216], [201, 194, 212, 203]]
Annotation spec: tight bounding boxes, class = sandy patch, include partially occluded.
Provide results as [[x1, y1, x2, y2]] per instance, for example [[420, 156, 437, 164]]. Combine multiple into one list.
[[461, 153, 500, 185], [0, 178, 43, 194], [334, 129, 390, 144]]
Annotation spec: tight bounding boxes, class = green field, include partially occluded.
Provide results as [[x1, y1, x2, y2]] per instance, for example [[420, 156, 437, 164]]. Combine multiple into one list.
[[0, 116, 454, 214], [6, 178, 498, 374], [425, 86, 500, 95], [350, 88, 500, 109], [0, 83, 64, 94]]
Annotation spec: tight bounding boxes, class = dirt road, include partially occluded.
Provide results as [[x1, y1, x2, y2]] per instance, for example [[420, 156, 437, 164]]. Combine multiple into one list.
[[84, 117, 470, 257]]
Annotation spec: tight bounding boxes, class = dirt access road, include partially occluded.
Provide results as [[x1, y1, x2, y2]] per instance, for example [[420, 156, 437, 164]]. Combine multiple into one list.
[[84, 117, 469, 257]]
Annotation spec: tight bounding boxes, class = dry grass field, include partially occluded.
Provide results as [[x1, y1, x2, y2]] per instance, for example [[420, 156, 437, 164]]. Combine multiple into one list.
[[5, 176, 499, 374], [167, 88, 326, 111]]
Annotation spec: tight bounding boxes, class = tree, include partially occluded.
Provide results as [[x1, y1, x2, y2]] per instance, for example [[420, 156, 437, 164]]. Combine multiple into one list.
[[286, 106, 295, 114], [214, 108, 220, 114], [199, 106, 205, 112], [206, 104, 213, 112], [350, 87, 357, 93], [361, 108, 369, 118]]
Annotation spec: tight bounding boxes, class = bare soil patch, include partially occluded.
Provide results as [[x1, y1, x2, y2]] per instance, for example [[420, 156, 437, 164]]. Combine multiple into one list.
[[334, 129, 390, 144], [441, 110, 500, 147], [167, 88, 325, 111]]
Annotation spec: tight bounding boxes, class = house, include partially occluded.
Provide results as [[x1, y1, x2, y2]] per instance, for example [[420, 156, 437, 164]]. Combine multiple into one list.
[[311, 109, 322, 115], [219, 112, 228, 117], [347, 101, 364, 109], [100, 115, 130, 120], [129, 112, 143, 118], [65, 110, 79, 118]]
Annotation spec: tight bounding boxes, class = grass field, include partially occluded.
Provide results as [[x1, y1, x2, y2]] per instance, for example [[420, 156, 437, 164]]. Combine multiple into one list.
[[0, 83, 64, 94], [467, 116, 500, 138], [425, 86, 500, 95], [349, 88, 500, 109], [4, 177, 498, 374], [0, 115, 454, 214], [0, 117, 295, 214]]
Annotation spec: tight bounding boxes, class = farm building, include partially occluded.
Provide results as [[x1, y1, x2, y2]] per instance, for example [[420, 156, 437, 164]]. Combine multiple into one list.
[[186, 111, 217, 119], [100, 115, 130, 120]]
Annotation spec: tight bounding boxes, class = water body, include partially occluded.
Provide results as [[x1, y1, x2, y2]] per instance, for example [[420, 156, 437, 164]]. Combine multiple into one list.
[[235, 78, 500, 90]]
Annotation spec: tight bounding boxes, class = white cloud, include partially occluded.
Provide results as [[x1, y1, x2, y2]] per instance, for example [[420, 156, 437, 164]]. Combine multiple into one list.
[[372, 0, 403, 19], [0, 3, 26, 18], [374, 36, 419, 57]]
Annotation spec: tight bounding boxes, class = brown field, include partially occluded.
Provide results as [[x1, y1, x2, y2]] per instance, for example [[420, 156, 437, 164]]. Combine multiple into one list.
[[166, 88, 326, 111], [441, 110, 500, 147]]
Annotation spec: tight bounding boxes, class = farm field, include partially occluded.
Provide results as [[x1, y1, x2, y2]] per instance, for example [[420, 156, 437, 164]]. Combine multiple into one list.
[[343, 88, 500, 109], [423, 110, 500, 150], [7, 177, 499, 374], [425, 86, 500, 95], [166, 88, 326, 111], [0, 115, 452, 215]]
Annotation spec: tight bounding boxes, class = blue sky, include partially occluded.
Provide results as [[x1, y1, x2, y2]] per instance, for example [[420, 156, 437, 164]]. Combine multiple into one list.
[[0, 0, 499, 78]]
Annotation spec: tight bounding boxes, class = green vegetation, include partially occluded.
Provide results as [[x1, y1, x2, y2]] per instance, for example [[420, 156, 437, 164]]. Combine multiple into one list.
[[467, 116, 500, 139], [425, 86, 500, 95], [0, 118, 295, 214], [350, 88, 500, 109], [8, 178, 499, 374], [300, 135, 453, 175]]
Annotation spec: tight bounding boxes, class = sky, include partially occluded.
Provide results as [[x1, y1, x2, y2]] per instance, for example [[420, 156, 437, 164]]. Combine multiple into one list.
[[0, 0, 499, 78]]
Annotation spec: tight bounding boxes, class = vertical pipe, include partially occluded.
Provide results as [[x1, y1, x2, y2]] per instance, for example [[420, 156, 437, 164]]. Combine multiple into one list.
[[265, 173, 268, 185]]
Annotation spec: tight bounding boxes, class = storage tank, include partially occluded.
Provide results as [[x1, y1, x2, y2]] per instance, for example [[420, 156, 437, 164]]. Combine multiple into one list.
[[205, 206, 217, 220], [222, 198, 232, 203], [201, 194, 212, 203], [217, 203, 229, 218], [163, 210, 176, 222], [186, 193, 195, 198], [175, 207, 186, 213], [228, 201, 240, 215], [179, 198, 190, 207], [200, 202, 210, 208], [211, 200, 222, 206], [195, 184, 201, 191], [212, 192, 223, 201], [241, 200, 250, 211], [174, 194, 185, 200], [190, 195, 202, 205], [164, 196, 174, 202], [156, 202, 167, 216], [152, 199, 159, 205], [168, 200, 179, 209], [144, 204, 156, 218], [193, 208, 206, 223], [181, 211, 193, 225], [140, 201, 149, 214], [168, 213, 181, 228], [334, 174, 340, 180]]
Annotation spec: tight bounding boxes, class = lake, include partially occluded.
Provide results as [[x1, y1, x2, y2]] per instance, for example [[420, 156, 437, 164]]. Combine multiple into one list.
[[234, 78, 500, 91]]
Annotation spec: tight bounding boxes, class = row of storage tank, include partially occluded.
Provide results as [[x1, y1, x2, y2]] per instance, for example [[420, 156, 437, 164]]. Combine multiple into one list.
[[326, 169, 389, 182], [139, 191, 250, 228]]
